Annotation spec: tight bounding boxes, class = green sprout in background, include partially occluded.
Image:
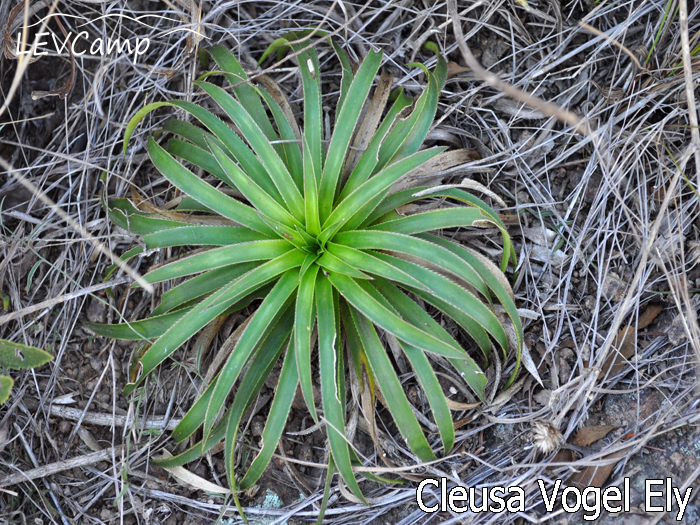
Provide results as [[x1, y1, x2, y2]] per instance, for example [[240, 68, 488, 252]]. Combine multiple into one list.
[[0, 340, 53, 405]]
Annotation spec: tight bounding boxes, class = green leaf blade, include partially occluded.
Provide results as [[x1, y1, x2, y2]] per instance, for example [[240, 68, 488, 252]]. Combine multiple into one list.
[[107, 199, 185, 236], [148, 137, 276, 236], [318, 49, 382, 223], [207, 45, 280, 146], [334, 230, 489, 298], [238, 342, 298, 489], [339, 89, 414, 200], [303, 137, 321, 237], [86, 307, 193, 341], [165, 138, 233, 186], [171, 305, 294, 446], [195, 81, 305, 221], [151, 263, 259, 316], [369, 278, 486, 399], [294, 264, 320, 423], [316, 273, 366, 504], [0, 376, 13, 405], [329, 272, 469, 360], [144, 226, 270, 249], [0, 340, 53, 370], [345, 306, 436, 462], [202, 271, 299, 446], [369, 207, 488, 234], [141, 240, 291, 285], [206, 138, 300, 231], [123, 250, 304, 396], [323, 147, 443, 233]]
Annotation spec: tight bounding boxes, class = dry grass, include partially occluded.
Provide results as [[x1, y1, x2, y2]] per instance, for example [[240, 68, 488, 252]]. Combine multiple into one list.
[[2, 0, 700, 523]]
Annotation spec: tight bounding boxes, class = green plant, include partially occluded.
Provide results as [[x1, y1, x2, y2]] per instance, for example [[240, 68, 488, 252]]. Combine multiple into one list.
[[90, 34, 522, 502], [0, 339, 53, 404]]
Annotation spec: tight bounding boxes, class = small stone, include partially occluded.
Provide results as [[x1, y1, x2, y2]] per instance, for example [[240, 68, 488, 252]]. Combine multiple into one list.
[[481, 37, 509, 69], [296, 444, 312, 463], [407, 386, 420, 405], [86, 298, 107, 324], [533, 389, 552, 407], [90, 356, 104, 373], [668, 312, 692, 346], [59, 421, 71, 434], [194, 463, 207, 478], [670, 452, 684, 468], [602, 272, 627, 302], [251, 416, 265, 437]]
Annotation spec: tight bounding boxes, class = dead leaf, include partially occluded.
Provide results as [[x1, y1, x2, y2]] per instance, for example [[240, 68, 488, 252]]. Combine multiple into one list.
[[0, 417, 10, 454], [668, 312, 690, 346], [3, 1, 44, 61], [447, 61, 469, 78], [445, 398, 481, 410], [492, 98, 547, 119], [343, 69, 393, 181], [155, 450, 230, 494], [572, 425, 618, 447], [391, 149, 480, 193], [492, 310, 542, 386], [414, 178, 507, 208], [257, 75, 302, 143], [77, 428, 101, 452], [546, 449, 573, 473], [53, 392, 77, 405], [497, 213, 521, 225], [192, 315, 228, 372], [649, 182, 679, 207], [425, 128, 462, 146], [638, 303, 663, 329], [453, 414, 476, 430], [489, 376, 526, 410], [601, 304, 663, 376], [601, 325, 635, 377], [150, 0, 203, 78], [128, 187, 236, 226], [567, 448, 630, 490]]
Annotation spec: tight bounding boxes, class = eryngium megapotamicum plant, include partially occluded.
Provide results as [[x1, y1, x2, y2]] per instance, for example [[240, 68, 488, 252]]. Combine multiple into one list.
[[90, 34, 523, 502]]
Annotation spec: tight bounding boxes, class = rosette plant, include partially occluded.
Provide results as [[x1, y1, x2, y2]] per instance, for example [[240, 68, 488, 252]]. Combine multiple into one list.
[[90, 33, 522, 502]]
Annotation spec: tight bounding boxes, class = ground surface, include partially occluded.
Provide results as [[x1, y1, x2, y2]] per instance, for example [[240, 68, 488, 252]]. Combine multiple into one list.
[[2, 0, 700, 524]]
